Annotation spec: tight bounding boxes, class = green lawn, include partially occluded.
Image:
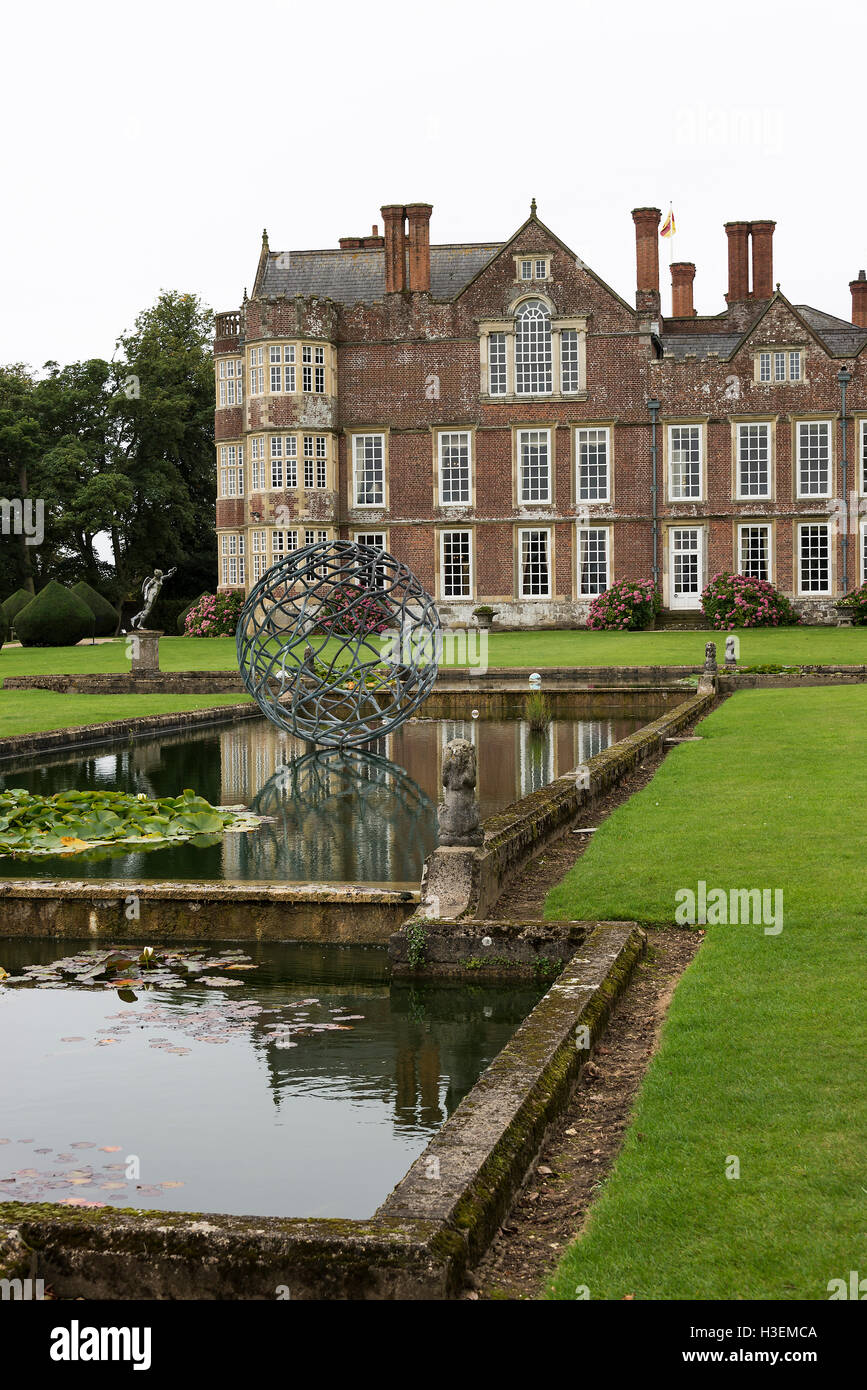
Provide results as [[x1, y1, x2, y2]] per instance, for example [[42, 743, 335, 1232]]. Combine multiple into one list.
[[1, 626, 866, 683], [545, 687, 867, 1300], [0, 690, 253, 740]]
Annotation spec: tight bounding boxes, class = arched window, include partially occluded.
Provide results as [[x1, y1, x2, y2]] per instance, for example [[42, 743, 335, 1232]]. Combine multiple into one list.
[[515, 299, 552, 395]]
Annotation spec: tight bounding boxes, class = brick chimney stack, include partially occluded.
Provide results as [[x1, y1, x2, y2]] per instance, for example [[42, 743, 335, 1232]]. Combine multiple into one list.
[[670, 262, 696, 317], [751, 220, 776, 300], [381, 205, 407, 293], [850, 270, 867, 328], [406, 203, 433, 293], [725, 222, 751, 303], [632, 207, 661, 315]]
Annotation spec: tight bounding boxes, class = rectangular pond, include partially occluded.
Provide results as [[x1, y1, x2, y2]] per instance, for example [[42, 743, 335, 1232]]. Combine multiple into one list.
[[0, 712, 646, 886], [0, 939, 546, 1219]]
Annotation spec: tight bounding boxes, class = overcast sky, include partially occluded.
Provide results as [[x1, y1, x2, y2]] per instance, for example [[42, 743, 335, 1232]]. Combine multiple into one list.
[[2, 0, 864, 370]]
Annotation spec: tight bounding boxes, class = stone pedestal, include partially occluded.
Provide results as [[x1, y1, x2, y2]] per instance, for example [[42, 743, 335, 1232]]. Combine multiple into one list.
[[129, 629, 163, 674]]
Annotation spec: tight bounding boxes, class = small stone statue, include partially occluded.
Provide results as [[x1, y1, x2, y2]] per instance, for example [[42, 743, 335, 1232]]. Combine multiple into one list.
[[698, 640, 718, 695], [724, 635, 738, 667], [437, 738, 483, 847], [131, 567, 177, 630]]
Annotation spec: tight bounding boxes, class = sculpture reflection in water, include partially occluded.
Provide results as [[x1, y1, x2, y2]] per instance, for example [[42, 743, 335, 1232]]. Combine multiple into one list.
[[244, 744, 438, 885]]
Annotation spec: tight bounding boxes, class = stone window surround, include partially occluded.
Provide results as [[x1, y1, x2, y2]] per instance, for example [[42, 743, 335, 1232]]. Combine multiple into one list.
[[512, 423, 557, 509], [734, 518, 775, 585], [795, 517, 834, 596], [792, 416, 835, 501], [514, 522, 556, 600], [436, 526, 475, 602], [244, 339, 336, 398], [575, 521, 612, 598], [478, 297, 589, 401], [662, 418, 708, 504], [575, 423, 615, 508], [236, 431, 335, 495], [215, 355, 244, 407], [753, 344, 806, 385], [730, 416, 776, 502], [514, 253, 552, 282], [433, 426, 476, 509], [346, 427, 390, 511]]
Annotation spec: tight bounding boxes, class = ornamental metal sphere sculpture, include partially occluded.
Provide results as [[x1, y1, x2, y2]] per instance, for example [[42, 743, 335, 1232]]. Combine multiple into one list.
[[236, 538, 441, 748]]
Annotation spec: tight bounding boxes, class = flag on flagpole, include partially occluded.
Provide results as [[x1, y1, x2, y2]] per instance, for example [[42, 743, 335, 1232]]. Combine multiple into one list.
[[660, 208, 676, 238]]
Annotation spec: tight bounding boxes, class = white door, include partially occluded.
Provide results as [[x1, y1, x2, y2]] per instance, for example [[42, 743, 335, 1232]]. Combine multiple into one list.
[[669, 528, 703, 609]]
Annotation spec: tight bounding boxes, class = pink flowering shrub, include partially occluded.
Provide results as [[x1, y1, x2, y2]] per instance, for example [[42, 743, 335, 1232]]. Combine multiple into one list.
[[700, 573, 799, 629], [315, 583, 391, 636], [836, 581, 867, 625], [184, 592, 245, 637], [587, 579, 659, 631]]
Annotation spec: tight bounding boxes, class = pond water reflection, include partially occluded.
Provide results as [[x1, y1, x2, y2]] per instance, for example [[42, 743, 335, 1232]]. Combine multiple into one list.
[[0, 940, 545, 1218], [0, 713, 644, 885]]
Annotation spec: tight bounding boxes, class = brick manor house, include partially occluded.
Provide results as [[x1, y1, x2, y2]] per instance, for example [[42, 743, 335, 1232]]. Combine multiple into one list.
[[214, 201, 867, 624]]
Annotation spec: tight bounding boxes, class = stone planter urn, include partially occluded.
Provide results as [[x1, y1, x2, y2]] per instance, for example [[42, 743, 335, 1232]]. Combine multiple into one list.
[[472, 608, 497, 630]]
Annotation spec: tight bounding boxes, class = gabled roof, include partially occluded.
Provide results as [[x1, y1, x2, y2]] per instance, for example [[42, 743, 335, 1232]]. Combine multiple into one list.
[[256, 244, 502, 304], [454, 209, 635, 314], [660, 292, 867, 361]]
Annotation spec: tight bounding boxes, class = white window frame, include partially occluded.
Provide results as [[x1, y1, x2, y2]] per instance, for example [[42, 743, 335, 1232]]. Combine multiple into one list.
[[488, 332, 508, 395], [518, 526, 552, 599], [352, 433, 386, 507], [860, 420, 867, 494], [577, 525, 610, 597], [576, 427, 610, 503], [440, 529, 473, 600], [515, 300, 553, 396], [797, 521, 831, 595], [796, 420, 832, 499], [668, 424, 703, 501], [755, 348, 803, 383], [737, 523, 772, 582], [861, 517, 867, 584], [736, 422, 771, 499], [250, 437, 265, 490], [560, 329, 580, 393], [438, 430, 472, 505], [517, 428, 552, 505]]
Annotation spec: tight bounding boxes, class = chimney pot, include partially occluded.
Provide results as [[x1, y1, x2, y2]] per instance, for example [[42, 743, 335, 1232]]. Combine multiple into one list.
[[725, 221, 751, 303], [632, 207, 661, 315], [750, 220, 776, 300], [670, 262, 697, 317], [405, 203, 433, 293], [381, 205, 407, 293], [850, 270, 867, 329]]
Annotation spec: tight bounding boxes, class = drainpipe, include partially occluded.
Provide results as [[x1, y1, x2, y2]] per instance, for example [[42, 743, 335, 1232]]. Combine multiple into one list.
[[838, 367, 852, 594], [647, 398, 661, 591]]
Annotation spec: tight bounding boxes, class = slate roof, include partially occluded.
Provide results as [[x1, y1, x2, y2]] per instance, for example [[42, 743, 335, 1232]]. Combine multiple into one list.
[[258, 244, 502, 304], [661, 334, 743, 361], [661, 303, 867, 361], [796, 305, 867, 357]]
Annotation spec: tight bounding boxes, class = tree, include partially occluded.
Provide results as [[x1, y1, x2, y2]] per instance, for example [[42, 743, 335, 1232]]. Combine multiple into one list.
[[111, 291, 216, 605], [0, 365, 46, 595]]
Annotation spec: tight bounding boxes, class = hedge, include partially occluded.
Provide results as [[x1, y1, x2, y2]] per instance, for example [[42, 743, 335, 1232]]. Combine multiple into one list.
[[71, 580, 120, 637], [14, 580, 95, 647]]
